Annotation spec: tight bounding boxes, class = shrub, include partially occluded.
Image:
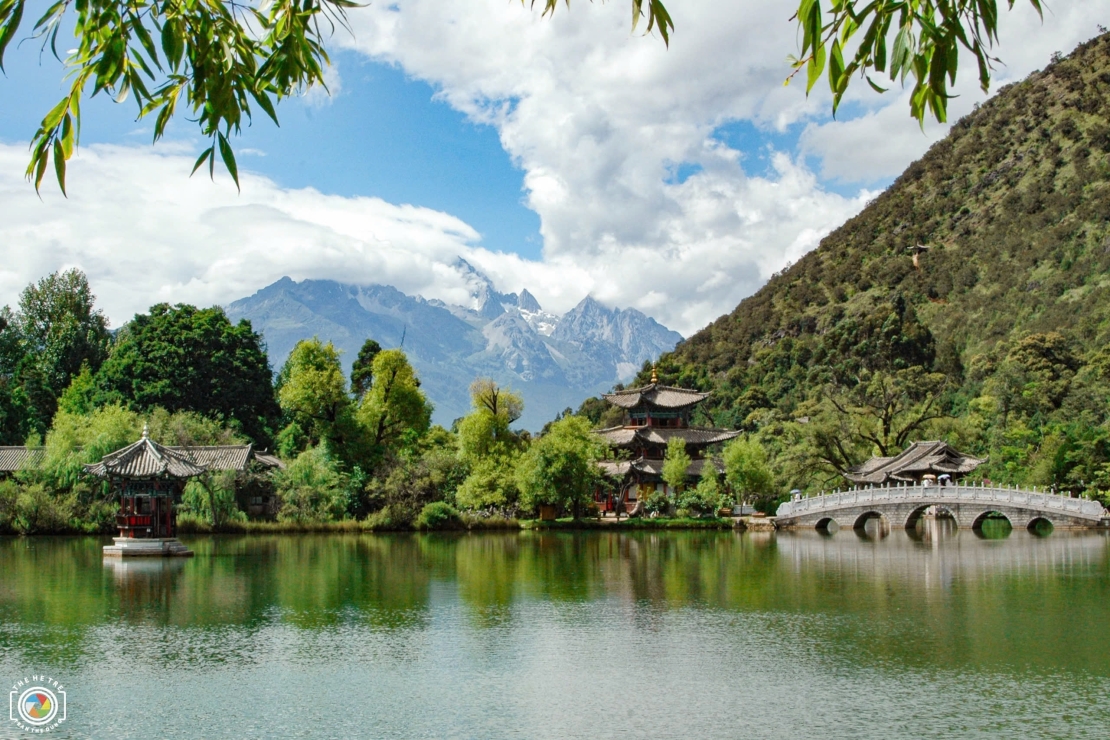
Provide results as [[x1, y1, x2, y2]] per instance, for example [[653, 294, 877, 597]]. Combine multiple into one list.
[[643, 489, 670, 516], [15, 484, 76, 534], [415, 501, 463, 530], [0, 480, 18, 533]]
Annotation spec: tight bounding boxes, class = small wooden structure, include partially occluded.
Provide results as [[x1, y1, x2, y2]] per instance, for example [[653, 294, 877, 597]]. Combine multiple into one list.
[[844, 440, 985, 486], [87, 427, 203, 557], [592, 367, 740, 514]]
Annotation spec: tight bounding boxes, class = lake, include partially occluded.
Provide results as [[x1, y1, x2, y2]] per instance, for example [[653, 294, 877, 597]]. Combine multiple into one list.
[[1, 525, 1109, 739]]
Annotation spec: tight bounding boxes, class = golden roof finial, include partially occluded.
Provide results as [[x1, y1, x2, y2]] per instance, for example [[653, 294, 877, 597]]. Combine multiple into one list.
[[650, 363, 658, 384], [141, 422, 149, 439]]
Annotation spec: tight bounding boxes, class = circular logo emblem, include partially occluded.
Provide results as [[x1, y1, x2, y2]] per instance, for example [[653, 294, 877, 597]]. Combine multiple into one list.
[[17, 686, 58, 727]]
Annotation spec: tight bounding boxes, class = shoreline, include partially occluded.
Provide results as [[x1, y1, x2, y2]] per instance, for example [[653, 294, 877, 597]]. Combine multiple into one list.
[[0, 515, 754, 537]]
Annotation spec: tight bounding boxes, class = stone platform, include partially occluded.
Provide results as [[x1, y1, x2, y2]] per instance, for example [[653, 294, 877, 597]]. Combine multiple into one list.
[[103, 537, 194, 558]]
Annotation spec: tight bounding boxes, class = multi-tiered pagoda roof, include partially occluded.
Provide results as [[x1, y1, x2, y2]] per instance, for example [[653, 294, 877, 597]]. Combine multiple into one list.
[[591, 371, 740, 514], [602, 383, 709, 410]]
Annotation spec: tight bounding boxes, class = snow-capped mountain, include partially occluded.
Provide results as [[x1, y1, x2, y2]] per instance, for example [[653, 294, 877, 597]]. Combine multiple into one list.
[[225, 265, 682, 430]]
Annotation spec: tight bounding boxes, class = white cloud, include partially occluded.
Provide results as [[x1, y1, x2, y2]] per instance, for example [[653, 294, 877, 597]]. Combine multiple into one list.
[[1, 1, 1105, 338], [0, 143, 483, 326]]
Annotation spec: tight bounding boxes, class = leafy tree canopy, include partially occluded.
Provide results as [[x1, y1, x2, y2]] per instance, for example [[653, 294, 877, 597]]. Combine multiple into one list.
[[661, 436, 691, 493], [516, 415, 606, 516], [350, 338, 382, 399], [96, 303, 279, 444], [276, 337, 354, 456], [457, 378, 525, 466], [1, 0, 1024, 192], [356, 348, 433, 462]]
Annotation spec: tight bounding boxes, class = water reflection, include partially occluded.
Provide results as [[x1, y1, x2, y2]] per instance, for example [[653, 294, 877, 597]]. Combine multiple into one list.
[[0, 531, 1109, 739]]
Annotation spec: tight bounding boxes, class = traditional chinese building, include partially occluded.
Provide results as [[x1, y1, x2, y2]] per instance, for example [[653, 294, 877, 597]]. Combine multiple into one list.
[[85, 427, 284, 556], [844, 440, 986, 486], [593, 369, 740, 514], [87, 427, 204, 557]]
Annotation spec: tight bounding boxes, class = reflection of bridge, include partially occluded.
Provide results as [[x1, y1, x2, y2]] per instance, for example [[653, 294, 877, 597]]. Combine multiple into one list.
[[775, 483, 1108, 531]]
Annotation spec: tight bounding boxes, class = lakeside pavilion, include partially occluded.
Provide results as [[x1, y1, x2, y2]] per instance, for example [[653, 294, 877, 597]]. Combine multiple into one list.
[[844, 440, 986, 486], [592, 368, 740, 514], [78, 427, 284, 557]]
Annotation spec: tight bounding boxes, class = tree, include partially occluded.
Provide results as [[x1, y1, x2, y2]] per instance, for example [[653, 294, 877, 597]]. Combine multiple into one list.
[[455, 379, 527, 511], [13, 269, 111, 426], [809, 367, 949, 475], [679, 461, 724, 517], [95, 303, 279, 443], [722, 436, 775, 506], [1, 0, 1013, 193], [516, 415, 606, 518], [0, 307, 34, 444], [356, 348, 432, 463], [782, 0, 1042, 124], [661, 436, 691, 496], [457, 379, 525, 466], [275, 338, 355, 457], [350, 339, 382, 400]]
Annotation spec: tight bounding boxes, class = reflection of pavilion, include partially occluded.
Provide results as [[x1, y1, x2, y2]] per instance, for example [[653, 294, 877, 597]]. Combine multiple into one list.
[[104, 556, 188, 612]]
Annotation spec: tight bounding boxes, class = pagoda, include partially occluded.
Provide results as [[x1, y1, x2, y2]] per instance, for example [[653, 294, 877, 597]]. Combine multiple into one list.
[[593, 367, 740, 514], [86, 426, 203, 557]]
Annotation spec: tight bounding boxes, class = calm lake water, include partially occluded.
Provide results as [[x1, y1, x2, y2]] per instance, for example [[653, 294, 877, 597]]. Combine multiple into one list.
[[1, 525, 1109, 739]]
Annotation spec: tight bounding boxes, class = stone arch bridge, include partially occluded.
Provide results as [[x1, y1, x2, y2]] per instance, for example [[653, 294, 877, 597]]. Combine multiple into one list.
[[775, 483, 1107, 532]]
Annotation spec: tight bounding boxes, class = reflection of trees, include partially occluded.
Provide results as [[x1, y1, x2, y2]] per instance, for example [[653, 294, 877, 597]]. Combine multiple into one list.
[[4, 531, 1110, 676]]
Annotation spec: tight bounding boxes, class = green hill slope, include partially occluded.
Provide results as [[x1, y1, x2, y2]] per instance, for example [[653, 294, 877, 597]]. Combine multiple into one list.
[[643, 33, 1110, 500]]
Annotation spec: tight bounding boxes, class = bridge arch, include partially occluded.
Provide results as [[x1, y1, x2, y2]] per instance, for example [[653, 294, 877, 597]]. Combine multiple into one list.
[[904, 504, 958, 530], [972, 510, 1013, 538], [815, 517, 837, 532], [1027, 516, 1055, 536], [852, 511, 890, 538]]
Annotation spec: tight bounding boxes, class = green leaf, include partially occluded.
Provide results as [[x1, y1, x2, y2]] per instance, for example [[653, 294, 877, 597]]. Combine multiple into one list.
[[0, 0, 25, 72], [190, 147, 214, 177], [866, 74, 889, 94], [806, 44, 826, 94], [52, 139, 67, 197], [829, 38, 846, 94], [218, 131, 239, 190]]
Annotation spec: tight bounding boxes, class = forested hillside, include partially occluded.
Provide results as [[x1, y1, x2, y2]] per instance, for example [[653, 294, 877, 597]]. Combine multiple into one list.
[[642, 33, 1110, 498]]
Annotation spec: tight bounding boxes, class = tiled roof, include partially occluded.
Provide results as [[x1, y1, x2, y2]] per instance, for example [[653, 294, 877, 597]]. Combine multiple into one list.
[[603, 383, 710, 410], [6, 440, 284, 478], [251, 452, 286, 470], [0, 447, 43, 473], [85, 437, 207, 479], [598, 460, 632, 479], [599, 457, 723, 479], [845, 441, 986, 484], [594, 426, 740, 449], [178, 446, 253, 471]]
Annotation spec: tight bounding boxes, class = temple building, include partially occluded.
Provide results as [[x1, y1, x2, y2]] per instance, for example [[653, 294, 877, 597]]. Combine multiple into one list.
[[844, 440, 986, 486], [593, 369, 740, 514]]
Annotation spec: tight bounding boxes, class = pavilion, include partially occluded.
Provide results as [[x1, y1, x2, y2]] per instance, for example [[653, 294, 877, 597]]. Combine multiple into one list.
[[844, 440, 986, 486], [83, 427, 283, 557], [593, 368, 740, 514]]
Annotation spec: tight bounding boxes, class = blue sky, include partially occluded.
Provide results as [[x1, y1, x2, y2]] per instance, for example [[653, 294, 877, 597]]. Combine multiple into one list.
[[0, 0, 1102, 335], [0, 48, 543, 258]]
